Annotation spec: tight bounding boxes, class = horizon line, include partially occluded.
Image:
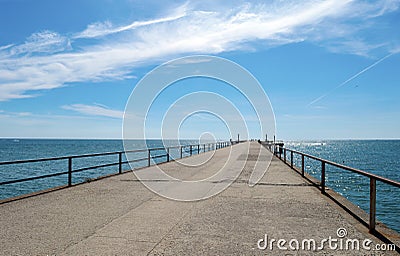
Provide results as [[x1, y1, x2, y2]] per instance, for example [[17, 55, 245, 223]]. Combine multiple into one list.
[[1, 137, 399, 141]]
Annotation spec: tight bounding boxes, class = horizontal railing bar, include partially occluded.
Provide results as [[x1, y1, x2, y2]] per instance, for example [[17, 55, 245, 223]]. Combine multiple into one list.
[[0, 149, 147, 166], [278, 146, 400, 188], [72, 162, 120, 174], [152, 154, 167, 159], [0, 157, 67, 165], [0, 157, 148, 186], [0, 141, 231, 166], [0, 141, 232, 188], [0, 171, 69, 186], [148, 147, 167, 151], [127, 157, 149, 163], [0, 160, 131, 185]]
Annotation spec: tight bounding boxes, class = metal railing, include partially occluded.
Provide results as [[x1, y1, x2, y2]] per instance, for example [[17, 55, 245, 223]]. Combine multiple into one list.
[[268, 144, 400, 234], [0, 141, 231, 200]]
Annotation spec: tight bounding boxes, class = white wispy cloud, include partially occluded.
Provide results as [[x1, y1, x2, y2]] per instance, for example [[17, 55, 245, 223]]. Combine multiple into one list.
[[0, 44, 14, 51], [0, 0, 398, 101], [62, 104, 124, 119], [75, 14, 187, 39], [0, 110, 123, 138], [7, 31, 71, 56]]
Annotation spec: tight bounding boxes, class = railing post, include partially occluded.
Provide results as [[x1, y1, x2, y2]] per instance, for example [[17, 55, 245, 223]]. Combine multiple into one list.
[[68, 157, 72, 187], [180, 146, 183, 158], [369, 177, 376, 233], [301, 154, 305, 177], [148, 149, 151, 166], [290, 151, 293, 168], [284, 148, 286, 163], [197, 144, 200, 154], [167, 148, 170, 162], [119, 152, 122, 174], [190, 145, 192, 156], [321, 161, 326, 194]]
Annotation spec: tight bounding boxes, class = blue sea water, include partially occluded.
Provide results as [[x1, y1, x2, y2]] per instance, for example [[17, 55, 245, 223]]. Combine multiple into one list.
[[0, 139, 197, 201], [0, 139, 399, 233], [285, 140, 400, 233]]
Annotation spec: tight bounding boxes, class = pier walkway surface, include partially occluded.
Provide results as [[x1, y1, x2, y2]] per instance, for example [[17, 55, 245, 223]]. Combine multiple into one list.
[[1, 142, 398, 255]]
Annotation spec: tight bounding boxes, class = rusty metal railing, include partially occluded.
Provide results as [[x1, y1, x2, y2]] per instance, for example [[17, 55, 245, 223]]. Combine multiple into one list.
[[0, 141, 232, 201], [266, 144, 400, 234]]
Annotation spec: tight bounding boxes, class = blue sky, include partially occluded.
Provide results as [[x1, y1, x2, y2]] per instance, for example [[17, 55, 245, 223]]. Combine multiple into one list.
[[0, 0, 399, 140]]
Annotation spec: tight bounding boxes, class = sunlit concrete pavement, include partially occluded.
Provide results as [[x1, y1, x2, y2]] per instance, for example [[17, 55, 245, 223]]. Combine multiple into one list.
[[0, 142, 397, 255]]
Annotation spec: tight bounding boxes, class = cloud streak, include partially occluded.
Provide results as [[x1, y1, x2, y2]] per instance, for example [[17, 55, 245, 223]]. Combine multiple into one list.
[[9, 31, 71, 56], [62, 104, 124, 119], [308, 52, 396, 106], [74, 9, 187, 39], [0, 0, 399, 101]]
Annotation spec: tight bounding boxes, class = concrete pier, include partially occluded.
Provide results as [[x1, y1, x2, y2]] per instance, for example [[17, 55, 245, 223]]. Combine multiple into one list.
[[0, 142, 398, 255]]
